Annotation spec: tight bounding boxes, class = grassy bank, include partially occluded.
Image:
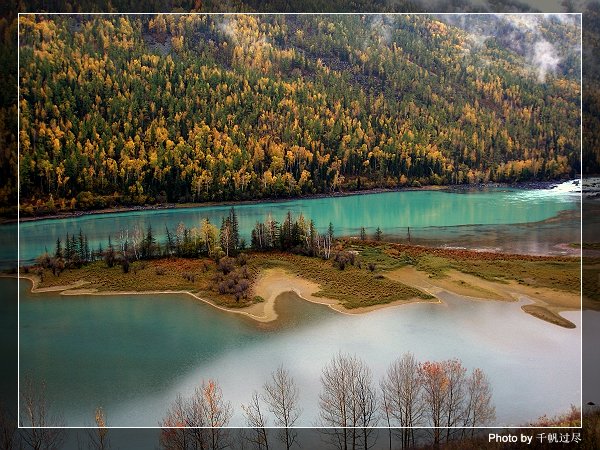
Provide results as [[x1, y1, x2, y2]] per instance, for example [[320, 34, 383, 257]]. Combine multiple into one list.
[[27, 247, 435, 310]]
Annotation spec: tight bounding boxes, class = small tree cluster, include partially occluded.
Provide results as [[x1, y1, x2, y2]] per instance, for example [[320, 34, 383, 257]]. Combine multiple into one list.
[[212, 256, 251, 302], [251, 212, 335, 259], [36, 229, 93, 277], [160, 380, 232, 450], [381, 353, 496, 448], [332, 250, 356, 270]]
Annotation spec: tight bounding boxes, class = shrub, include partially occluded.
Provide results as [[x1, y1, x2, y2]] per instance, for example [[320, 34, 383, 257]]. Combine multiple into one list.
[[218, 256, 235, 275]]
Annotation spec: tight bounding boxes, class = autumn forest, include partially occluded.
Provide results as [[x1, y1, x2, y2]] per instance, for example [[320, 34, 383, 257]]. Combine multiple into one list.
[[17, 14, 581, 214]]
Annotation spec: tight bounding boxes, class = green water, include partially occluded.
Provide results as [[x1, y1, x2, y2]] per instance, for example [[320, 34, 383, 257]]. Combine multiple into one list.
[[5, 181, 580, 268]]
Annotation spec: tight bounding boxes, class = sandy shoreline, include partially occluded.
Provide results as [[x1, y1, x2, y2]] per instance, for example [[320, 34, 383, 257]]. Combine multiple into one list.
[[385, 266, 580, 328], [13, 270, 436, 323], [12, 262, 581, 327]]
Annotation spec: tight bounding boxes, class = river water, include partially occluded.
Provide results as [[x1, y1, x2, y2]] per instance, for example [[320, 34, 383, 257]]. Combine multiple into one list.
[[8, 181, 585, 427], [3, 181, 582, 268]]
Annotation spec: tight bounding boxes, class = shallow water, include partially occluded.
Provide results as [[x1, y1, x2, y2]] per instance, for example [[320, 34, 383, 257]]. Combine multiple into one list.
[[15, 278, 581, 427]]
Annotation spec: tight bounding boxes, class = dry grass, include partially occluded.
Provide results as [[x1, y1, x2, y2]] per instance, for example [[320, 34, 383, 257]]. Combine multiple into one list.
[[33, 240, 581, 311], [247, 251, 433, 309], [343, 240, 581, 295], [34, 258, 255, 308]]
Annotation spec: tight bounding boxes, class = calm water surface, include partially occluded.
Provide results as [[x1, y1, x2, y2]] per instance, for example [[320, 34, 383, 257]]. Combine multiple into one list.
[[15, 278, 581, 427], [3, 181, 581, 268]]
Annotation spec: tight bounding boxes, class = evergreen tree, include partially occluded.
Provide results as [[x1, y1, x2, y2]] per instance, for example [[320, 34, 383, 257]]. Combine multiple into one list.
[[327, 222, 334, 241], [64, 233, 72, 261], [375, 227, 383, 241], [360, 226, 366, 241], [78, 229, 85, 261], [84, 235, 90, 262], [54, 238, 63, 259], [229, 207, 240, 251], [145, 224, 156, 258], [105, 236, 116, 268], [309, 220, 317, 255], [70, 234, 78, 263], [165, 226, 174, 257]]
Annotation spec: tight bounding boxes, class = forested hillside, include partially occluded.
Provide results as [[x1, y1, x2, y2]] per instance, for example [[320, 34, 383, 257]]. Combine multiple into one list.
[[17, 14, 581, 213]]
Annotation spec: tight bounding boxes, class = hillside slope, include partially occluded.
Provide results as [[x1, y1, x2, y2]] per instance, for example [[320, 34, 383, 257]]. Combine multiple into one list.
[[17, 14, 581, 212]]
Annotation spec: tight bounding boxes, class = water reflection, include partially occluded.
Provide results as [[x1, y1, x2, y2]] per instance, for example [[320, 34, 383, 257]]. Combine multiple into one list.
[[17, 280, 581, 427]]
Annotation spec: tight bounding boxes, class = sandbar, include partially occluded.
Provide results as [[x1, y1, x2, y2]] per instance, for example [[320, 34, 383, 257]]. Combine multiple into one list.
[[385, 266, 580, 328]]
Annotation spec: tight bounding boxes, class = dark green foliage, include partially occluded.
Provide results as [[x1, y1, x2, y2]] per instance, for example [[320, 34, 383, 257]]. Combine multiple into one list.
[[105, 236, 116, 268], [54, 238, 62, 259]]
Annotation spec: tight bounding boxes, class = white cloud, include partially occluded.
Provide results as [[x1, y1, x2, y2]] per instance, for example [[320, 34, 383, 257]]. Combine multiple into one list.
[[531, 39, 561, 82]]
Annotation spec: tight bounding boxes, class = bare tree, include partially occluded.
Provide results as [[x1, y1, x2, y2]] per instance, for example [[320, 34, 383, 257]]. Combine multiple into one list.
[[203, 380, 233, 450], [160, 379, 232, 450], [418, 361, 447, 446], [461, 368, 495, 435], [85, 407, 109, 449], [19, 376, 65, 450], [419, 359, 484, 445], [263, 366, 301, 450], [0, 403, 18, 450], [241, 391, 269, 450], [442, 359, 467, 443], [380, 353, 423, 449], [319, 353, 378, 450], [160, 393, 193, 450], [353, 358, 378, 450]]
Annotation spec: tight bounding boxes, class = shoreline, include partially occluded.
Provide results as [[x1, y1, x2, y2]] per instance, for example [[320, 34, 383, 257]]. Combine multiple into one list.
[[12, 272, 437, 324], [385, 266, 580, 328], [8, 180, 569, 224], [12, 259, 581, 327]]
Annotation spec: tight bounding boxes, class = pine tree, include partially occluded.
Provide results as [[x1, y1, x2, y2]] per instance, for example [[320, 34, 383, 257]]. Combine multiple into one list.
[[145, 224, 155, 258], [375, 227, 383, 241], [105, 236, 115, 268], [165, 226, 174, 256], [309, 220, 317, 255], [70, 234, 78, 263], [54, 238, 63, 259], [78, 229, 85, 261], [64, 233, 72, 260], [360, 226, 366, 241], [84, 235, 90, 262], [229, 207, 239, 251]]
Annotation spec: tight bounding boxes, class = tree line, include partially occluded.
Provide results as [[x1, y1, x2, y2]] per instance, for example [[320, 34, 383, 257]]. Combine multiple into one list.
[[32, 207, 388, 275], [159, 352, 496, 450], [15, 352, 495, 450]]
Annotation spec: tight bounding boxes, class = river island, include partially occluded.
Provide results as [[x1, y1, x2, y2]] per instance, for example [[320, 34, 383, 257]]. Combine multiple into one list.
[[19, 239, 583, 328]]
